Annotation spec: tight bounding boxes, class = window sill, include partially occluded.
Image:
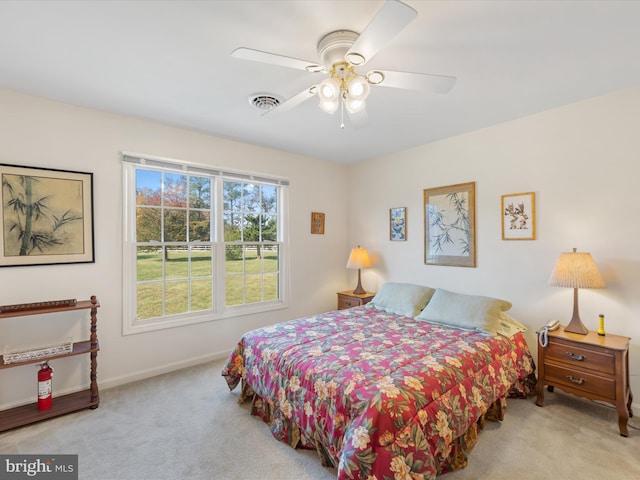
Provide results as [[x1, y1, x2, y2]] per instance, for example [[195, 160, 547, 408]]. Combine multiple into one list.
[[122, 300, 288, 335]]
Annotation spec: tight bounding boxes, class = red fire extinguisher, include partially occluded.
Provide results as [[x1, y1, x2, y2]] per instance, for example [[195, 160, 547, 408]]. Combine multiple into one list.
[[37, 362, 53, 411]]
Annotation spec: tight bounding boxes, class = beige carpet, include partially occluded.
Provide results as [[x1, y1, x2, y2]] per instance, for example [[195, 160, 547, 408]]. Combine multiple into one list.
[[1, 359, 638, 479]]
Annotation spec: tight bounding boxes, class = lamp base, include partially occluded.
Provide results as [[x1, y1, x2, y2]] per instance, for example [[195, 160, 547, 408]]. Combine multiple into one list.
[[564, 287, 589, 335], [564, 314, 589, 335], [352, 269, 366, 295]]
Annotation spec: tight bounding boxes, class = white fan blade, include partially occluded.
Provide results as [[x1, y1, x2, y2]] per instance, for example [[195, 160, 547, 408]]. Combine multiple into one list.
[[346, 0, 417, 65], [231, 47, 323, 72], [376, 70, 456, 94], [263, 86, 316, 116], [348, 107, 369, 129]]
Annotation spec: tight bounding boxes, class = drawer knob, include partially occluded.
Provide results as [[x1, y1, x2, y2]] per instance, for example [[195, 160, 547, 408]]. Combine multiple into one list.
[[566, 352, 585, 361], [566, 375, 586, 385]]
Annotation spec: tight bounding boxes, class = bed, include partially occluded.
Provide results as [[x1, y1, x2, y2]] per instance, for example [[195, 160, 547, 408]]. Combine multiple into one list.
[[222, 284, 536, 479]]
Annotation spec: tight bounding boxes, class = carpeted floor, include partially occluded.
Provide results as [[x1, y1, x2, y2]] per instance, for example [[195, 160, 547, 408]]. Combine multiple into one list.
[[1, 359, 638, 479]]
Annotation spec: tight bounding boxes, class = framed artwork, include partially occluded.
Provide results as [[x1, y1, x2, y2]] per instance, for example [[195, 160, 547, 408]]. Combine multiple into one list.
[[0, 163, 94, 267], [311, 212, 325, 234], [424, 181, 476, 267], [501, 192, 536, 240], [390, 207, 407, 241]]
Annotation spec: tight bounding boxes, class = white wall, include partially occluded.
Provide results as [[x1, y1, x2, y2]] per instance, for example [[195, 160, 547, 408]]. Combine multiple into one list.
[[2, 85, 639, 411], [348, 85, 640, 405], [0, 89, 349, 408]]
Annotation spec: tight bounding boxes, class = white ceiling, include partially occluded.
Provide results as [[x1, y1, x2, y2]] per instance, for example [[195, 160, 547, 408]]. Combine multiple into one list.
[[1, 0, 640, 164]]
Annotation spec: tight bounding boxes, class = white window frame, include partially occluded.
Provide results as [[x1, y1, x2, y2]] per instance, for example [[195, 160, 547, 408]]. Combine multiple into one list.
[[122, 152, 289, 335]]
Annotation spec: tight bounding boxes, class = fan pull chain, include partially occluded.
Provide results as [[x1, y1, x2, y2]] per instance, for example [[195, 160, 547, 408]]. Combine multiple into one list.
[[340, 95, 345, 129]]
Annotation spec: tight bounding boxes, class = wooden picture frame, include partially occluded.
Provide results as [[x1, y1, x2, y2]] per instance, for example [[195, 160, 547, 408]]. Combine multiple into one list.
[[424, 181, 476, 267], [311, 212, 325, 234], [501, 192, 536, 240], [390, 207, 407, 241], [0, 163, 95, 267]]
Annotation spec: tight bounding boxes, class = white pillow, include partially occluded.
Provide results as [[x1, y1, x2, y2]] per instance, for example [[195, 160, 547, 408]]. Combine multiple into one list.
[[369, 282, 435, 318], [414, 288, 512, 335]]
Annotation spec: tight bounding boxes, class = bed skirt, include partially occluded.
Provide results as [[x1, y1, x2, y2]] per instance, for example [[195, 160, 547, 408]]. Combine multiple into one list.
[[234, 372, 537, 477]]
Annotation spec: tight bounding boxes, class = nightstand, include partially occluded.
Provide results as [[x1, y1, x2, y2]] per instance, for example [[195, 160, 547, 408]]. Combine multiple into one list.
[[535, 326, 633, 436], [337, 291, 375, 310]]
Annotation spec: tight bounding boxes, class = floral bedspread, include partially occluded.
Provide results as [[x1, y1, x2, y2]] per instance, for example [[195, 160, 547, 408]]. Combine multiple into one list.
[[222, 305, 535, 480]]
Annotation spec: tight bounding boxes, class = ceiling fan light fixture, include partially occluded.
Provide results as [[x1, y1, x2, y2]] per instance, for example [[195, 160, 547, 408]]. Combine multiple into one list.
[[347, 76, 370, 101], [345, 97, 366, 114], [319, 98, 339, 114], [318, 78, 340, 101]]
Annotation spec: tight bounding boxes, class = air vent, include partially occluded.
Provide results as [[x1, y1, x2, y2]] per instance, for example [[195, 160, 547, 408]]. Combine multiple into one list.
[[249, 93, 283, 112]]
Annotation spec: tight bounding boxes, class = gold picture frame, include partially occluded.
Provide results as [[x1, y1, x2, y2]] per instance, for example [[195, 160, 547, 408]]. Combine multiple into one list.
[[424, 182, 476, 267], [501, 192, 536, 240], [311, 212, 325, 234], [0, 163, 94, 267]]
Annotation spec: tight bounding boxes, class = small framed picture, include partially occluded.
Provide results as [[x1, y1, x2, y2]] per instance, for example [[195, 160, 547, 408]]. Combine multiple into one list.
[[311, 212, 325, 234], [501, 192, 535, 240], [390, 207, 407, 241]]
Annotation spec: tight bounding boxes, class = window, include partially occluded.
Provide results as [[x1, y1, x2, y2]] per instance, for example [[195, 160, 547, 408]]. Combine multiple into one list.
[[123, 154, 288, 334]]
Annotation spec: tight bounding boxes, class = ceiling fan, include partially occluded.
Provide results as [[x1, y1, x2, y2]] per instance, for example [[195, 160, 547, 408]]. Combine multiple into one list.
[[231, 0, 456, 128]]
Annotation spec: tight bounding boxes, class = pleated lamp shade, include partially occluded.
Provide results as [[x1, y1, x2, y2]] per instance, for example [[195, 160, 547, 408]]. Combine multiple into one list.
[[548, 248, 605, 334]]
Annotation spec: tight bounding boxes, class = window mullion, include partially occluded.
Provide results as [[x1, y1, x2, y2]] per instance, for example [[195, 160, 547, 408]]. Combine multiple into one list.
[[214, 177, 226, 312]]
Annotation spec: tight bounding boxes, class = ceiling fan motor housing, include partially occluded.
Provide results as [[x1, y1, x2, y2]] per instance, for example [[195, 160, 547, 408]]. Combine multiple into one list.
[[318, 30, 359, 68]]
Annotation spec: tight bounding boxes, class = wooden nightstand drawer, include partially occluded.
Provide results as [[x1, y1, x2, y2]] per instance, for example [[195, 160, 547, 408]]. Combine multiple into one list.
[[546, 338, 615, 375], [544, 363, 616, 399], [338, 297, 359, 309], [337, 291, 375, 310]]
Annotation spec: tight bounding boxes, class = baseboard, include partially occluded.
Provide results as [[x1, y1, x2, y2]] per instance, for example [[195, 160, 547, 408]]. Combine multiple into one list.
[[0, 350, 230, 411], [98, 349, 230, 391]]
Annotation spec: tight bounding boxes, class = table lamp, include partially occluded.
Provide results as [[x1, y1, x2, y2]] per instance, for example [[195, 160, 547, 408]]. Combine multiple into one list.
[[346, 245, 371, 295], [548, 248, 606, 334]]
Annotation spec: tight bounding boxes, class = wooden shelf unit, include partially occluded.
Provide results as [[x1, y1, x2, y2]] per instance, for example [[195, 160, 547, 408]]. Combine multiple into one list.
[[0, 296, 100, 432]]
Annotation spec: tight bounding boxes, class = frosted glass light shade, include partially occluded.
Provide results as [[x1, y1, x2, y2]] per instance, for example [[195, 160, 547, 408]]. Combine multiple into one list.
[[318, 99, 339, 114], [347, 76, 370, 100], [318, 78, 339, 101]]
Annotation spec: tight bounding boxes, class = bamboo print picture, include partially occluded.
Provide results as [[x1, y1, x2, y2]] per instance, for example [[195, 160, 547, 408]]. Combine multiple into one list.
[[424, 182, 476, 267], [390, 207, 406, 241], [501, 192, 535, 240], [0, 164, 94, 266]]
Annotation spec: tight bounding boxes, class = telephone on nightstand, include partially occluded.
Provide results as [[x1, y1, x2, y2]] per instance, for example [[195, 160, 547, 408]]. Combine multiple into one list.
[[538, 320, 560, 347]]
